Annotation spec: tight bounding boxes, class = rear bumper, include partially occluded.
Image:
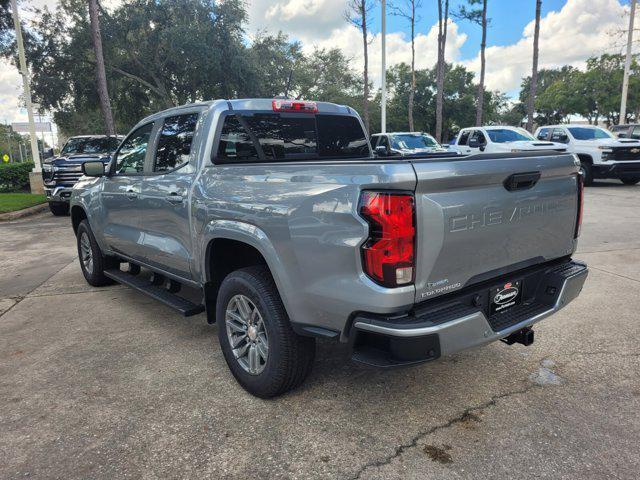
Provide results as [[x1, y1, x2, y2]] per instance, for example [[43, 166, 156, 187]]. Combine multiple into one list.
[[593, 161, 640, 178], [44, 186, 73, 203], [350, 259, 588, 367]]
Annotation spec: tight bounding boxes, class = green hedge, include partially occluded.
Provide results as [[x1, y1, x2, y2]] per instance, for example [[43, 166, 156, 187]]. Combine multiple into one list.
[[0, 163, 35, 193]]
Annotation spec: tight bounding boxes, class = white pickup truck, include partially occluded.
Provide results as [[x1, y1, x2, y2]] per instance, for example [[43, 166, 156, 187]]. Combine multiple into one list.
[[452, 126, 566, 155], [535, 124, 640, 186]]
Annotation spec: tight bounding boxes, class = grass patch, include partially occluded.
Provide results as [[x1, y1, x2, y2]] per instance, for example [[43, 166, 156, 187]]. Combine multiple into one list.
[[0, 193, 47, 214]]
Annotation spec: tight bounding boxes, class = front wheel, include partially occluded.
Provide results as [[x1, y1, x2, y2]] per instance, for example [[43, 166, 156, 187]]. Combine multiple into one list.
[[49, 202, 69, 216], [620, 176, 640, 186], [579, 162, 593, 186], [76, 220, 118, 287], [216, 266, 316, 398]]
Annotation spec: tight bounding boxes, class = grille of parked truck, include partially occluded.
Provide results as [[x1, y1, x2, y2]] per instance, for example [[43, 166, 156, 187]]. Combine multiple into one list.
[[42, 135, 123, 216], [70, 99, 588, 398], [535, 124, 640, 185]]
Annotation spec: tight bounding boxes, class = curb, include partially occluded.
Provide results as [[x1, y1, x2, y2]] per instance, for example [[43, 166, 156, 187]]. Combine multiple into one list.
[[0, 202, 49, 222]]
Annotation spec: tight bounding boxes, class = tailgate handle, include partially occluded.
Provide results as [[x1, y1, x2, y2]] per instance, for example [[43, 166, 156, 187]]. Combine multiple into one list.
[[504, 172, 541, 191]]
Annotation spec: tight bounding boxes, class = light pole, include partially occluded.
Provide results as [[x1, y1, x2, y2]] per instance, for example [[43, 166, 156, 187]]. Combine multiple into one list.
[[381, 0, 387, 134], [620, 0, 636, 124], [10, 0, 41, 173]]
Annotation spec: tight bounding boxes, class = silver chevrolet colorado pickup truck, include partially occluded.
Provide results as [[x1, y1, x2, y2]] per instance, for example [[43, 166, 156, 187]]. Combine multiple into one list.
[[71, 99, 588, 398]]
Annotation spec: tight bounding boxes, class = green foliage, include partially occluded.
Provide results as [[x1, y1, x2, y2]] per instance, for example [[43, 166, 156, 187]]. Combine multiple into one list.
[[0, 162, 35, 192], [370, 62, 506, 141], [519, 54, 640, 126]]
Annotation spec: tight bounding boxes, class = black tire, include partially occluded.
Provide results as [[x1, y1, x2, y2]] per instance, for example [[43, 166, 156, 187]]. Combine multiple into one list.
[[49, 202, 69, 216], [216, 266, 315, 398], [620, 176, 640, 186], [76, 220, 118, 287], [580, 162, 593, 186]]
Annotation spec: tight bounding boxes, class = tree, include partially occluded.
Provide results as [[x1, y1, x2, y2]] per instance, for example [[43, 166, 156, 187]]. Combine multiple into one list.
[[455, 0, 488, 126], [346, 0, 375, 134], [435, 0, 449, 142], [526, 0, 542, 132], [87, 0, 115, 135], [390, 0, 421, 131]]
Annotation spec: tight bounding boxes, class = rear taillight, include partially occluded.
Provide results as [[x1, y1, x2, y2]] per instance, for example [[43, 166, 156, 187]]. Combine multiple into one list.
[[359, 191, 415, 287], [272, 99, 318, 113], [575, 173, 584, 238]]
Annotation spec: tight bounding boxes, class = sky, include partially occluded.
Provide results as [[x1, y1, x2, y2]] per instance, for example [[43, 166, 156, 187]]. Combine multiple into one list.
[[0, 0, 637, 128]]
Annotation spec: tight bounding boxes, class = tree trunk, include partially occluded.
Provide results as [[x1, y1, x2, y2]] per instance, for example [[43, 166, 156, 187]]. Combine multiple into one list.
[[361, 1, 370, 134], [435, 0, 449, 142], [408, 0, 416, 131], [475, 0, 487, 126], [88, 0, 115, 135], [526, 0, 542, 133]]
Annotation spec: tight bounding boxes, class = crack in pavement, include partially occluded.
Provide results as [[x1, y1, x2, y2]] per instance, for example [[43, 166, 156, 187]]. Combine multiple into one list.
[[347, 383, 540, 480], [586, 265, 640, 284]]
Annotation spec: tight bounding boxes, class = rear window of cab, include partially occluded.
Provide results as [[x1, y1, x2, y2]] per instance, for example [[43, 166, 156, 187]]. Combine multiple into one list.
[[215, 113, 370, 163]]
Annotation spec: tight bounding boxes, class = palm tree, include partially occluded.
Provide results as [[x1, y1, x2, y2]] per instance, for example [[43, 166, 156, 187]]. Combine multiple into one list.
[[526, 0, 542, 132], [346, 0, 374, 134], [88, 0, 115, 135], [435, 0, 449, 142]]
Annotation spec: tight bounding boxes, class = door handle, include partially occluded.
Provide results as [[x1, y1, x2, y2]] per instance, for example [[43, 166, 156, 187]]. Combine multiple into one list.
[[504, 172, 541, 191], [165, 193, 183, 204]]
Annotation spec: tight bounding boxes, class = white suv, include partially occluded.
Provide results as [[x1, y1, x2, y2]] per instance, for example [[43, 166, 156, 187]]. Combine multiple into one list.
[[535, 124, 640, 186], [452, 126, 566, 156]]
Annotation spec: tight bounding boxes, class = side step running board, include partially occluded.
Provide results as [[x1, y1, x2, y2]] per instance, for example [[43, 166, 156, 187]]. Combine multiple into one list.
[[104, 269, 205, 317]]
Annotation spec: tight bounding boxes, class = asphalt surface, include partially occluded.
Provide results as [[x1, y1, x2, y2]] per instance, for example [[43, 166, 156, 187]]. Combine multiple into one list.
[[1, 181, 639, 479]]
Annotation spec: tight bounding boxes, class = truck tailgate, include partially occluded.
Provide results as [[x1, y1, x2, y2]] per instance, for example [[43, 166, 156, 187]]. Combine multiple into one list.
[[410, 153, 580, 303]]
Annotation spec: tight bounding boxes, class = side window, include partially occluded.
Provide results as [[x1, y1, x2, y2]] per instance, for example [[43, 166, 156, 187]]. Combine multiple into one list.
[[216, 115, 259, 162], [154, 113, 199, 173], [471, 130, 487, 144], [537, 128, 550, 140], [551, 128, 568, 143], [115, 123, 154, 175], [631, 126, 640, 140], [458, 130, 470, 145]]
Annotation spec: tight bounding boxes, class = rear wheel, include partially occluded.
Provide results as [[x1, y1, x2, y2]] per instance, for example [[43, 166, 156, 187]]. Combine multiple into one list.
[[76, 220, 118, 287], [621, 176, 640, 185], [216, 266, 315, 398], [49, 202, 69, 216]]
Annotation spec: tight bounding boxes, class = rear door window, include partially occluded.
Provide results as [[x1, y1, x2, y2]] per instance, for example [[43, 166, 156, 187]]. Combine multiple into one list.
[[537, 128, 550, 140], [215, 113, 369, 163], [154, 113, 199, 173], [631, 126, 640, 140]]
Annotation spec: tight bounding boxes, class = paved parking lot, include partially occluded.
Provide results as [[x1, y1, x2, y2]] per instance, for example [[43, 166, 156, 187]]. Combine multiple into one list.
[[1, 181, 639, 480]]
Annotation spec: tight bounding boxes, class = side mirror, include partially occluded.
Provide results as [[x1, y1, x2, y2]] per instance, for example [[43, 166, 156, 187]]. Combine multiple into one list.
[[374, 145, 388, 156], [82, 161, 106, 177], [468, 138, 480, 149], [617, 132, 627, 138], [558, 134, 569, 143]]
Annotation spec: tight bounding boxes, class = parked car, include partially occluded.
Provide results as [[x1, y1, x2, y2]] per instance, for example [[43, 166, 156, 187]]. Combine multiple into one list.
[[535, 124, 640, 185], [452, 126, 567, 155], [42, 135, 123, 215], [71, 99, 588, 398], [371, 131, 452, 157], [610, 123, 640, 140]]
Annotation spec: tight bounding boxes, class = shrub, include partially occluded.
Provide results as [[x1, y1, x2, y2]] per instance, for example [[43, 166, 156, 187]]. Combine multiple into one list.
[[0, 163, 36, 192]]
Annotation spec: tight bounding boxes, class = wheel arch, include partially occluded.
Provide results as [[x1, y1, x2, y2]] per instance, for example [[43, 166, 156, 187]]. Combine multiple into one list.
[[201, 221, 294, 325], [71, 205, 88, 234]]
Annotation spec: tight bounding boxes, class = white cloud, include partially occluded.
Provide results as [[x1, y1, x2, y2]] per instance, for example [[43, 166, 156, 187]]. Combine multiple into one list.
[[463, 0, 633, 93], [300, 20, 466, 87]]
